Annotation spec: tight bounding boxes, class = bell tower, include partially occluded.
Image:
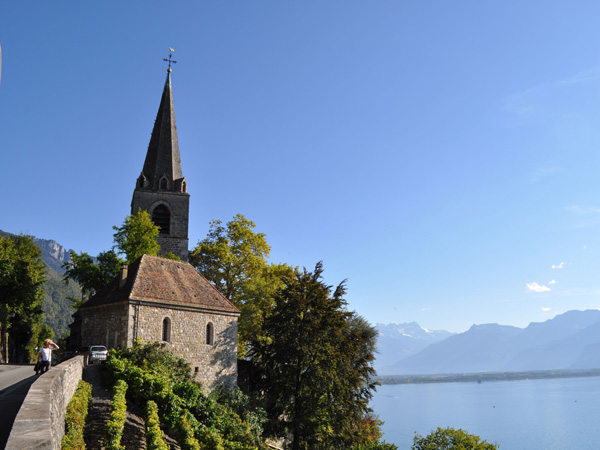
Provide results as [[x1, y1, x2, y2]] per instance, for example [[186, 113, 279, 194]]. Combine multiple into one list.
[[131, 60, 189, 261]]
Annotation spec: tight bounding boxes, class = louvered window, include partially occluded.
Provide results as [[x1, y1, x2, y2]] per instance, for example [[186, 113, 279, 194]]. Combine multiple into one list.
[[152, 205, 170, 235]]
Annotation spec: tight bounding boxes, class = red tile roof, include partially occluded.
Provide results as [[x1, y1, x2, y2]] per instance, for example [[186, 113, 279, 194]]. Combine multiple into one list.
[[81, 255, 239, 314]]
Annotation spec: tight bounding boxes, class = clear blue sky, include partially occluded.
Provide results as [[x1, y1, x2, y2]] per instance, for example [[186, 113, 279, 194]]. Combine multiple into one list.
[[2, 1, 600, 333]]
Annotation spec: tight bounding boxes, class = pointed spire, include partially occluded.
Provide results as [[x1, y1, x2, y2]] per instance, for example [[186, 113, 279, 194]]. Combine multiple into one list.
[[139, 71, 183, 190]]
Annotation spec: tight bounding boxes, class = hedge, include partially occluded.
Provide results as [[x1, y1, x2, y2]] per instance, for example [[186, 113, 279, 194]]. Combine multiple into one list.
[[62, 380, 93, 450], [104, 379, 128, 450]]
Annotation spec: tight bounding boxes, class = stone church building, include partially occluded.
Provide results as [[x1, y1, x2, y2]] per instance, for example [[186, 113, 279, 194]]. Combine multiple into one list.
[[75, 68, 240, 388]]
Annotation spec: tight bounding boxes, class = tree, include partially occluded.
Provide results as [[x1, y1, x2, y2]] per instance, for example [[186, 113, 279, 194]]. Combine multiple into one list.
[[113, 209, 161, 264], [189, 214, 290, 357], [0, 234, 47, 362], [189, 214, 270, 303], [412, 427, 499, 450], [63, 250, 123, 302], [249, 262, 379, 449], [236, 262, 295, 356]]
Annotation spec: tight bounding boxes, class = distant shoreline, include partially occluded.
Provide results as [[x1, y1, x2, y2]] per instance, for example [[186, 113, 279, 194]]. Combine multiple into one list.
[[376, 368, 600, 384]]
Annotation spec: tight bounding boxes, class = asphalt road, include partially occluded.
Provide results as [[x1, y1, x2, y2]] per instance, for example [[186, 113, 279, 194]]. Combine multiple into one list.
[[0, 365, 37, 449]]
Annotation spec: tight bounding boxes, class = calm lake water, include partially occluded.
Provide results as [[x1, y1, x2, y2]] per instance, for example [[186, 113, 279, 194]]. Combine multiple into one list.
[[371, 376, 600, 449]]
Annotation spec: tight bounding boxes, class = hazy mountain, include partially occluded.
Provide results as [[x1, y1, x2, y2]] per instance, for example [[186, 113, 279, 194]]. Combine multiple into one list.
[[386, 310, 600, 375], [375, 322, 454, 373], [1, 230, 78, 336]]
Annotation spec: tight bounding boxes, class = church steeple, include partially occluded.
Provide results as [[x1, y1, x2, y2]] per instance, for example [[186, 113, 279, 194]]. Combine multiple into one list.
[[131, 64, 190, 261], [138, 71, 185, 192]]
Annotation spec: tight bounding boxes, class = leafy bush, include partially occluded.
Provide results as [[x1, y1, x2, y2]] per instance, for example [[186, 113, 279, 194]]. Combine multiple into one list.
[[116, 339, 191, 383], [211, 386, 267, 438], [104, 379, 128, 450], [145, 400, 169, 450], [173, 409, 202, 450], [412, 427, 499, 450], [351, 443, 398, 450], [104, 343, 265, 449], [62, 380, 92, 450]]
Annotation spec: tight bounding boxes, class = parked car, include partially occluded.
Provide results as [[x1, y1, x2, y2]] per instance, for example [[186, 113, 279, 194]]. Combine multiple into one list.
[[88, 345, 109, 364]]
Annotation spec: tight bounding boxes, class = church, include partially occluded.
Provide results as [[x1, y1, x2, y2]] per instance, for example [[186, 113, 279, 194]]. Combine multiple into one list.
[[74, 64, 240, 388]]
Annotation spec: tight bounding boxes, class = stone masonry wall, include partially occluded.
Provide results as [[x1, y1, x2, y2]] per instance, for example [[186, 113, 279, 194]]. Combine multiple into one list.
[[6, 356, 85, 450], [131, 189, 190, 261], [134, 304, 238, 389], [81, 303, 130, 349]]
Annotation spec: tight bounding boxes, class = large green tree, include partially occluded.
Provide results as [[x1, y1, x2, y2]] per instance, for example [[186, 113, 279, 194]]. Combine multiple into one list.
[[113, 209, 161, 264], [189, 214, 293, 356], [249, 262, 378, 450], [189, 213, 270, 302], [0, 234, 47, 362]]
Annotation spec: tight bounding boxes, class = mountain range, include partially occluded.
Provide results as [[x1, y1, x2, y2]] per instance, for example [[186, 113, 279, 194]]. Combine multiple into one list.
[[374, 322, 454, 373], [379, 309, 600, 375]]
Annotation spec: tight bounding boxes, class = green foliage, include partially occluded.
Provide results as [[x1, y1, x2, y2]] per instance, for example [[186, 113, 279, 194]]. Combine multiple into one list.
[[145, 400, 169, 450], [189, 213, 295, 357], [63, 250, 123, 300], [210, 386, 268, 440], [351, 443, 398, 450], [104, 379, 128, 450], [249, 262, 379, 450], [174, 409, 201, 450], [236, 262, 295, 357], [105, 342, 265, 449], [162, 251, 182, 261], [0, 234, 47, 362], [116, 340, 192, 383], [62, 380, 92, 450], [412, 427, 499, 450], [190, 214, 270, 303], [113, 209, 160, 264]]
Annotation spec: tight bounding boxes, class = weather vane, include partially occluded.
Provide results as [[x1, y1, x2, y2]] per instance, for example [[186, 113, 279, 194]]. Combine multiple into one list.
[[163, 47, 177, 72]]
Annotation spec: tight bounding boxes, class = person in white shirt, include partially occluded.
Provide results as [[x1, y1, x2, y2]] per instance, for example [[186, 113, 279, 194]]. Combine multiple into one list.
[[36, 339, 59, 375]]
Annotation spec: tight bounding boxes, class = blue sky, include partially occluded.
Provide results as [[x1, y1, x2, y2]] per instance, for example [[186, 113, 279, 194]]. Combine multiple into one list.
[[2, 2, 600, 332]]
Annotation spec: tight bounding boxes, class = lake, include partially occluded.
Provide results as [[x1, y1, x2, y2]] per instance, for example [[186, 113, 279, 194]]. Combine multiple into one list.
[[371, 376, 600, 449]]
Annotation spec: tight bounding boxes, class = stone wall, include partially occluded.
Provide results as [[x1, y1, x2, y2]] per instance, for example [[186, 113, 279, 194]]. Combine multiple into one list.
[[6, 356, 85, 450], [134, 303, 238, 388], [81, 302, 130, 349]]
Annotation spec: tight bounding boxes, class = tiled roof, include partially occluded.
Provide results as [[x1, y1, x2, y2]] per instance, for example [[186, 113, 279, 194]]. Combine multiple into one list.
[[81, 255, 239, 314]]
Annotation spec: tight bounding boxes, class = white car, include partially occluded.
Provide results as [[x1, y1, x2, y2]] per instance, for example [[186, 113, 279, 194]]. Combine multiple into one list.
[[88, 345, 109, 364]]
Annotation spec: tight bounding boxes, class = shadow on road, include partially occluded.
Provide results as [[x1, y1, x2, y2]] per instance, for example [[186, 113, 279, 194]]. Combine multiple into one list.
[[0, 374, 36, 449]]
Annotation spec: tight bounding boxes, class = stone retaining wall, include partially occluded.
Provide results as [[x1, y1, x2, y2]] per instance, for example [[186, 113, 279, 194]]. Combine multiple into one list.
[[6, 356, 85, 450]]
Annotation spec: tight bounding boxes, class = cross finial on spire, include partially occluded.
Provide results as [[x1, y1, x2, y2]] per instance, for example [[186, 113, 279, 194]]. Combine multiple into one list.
[[163, 48, 177, 72]]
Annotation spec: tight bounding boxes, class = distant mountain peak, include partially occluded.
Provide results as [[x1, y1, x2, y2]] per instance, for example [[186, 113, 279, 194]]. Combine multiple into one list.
[[383, 309, 600, 376]]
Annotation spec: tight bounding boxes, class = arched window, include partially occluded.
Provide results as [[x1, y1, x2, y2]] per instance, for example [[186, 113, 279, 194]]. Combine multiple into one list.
[[181, 180, 187, 193], [160, 178, 168, 190], [206, 323, 214, 345], [162, 317, 171, 342], [152, 205, 171, 235]]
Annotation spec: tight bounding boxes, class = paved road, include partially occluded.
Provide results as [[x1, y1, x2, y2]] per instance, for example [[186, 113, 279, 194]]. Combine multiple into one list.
[[0, 365, 37, 449]]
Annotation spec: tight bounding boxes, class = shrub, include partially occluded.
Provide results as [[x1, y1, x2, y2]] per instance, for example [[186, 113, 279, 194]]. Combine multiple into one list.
[[145, 400, 169, 450], [173, 409, 201, 450], [105, 344, 265, 449], [62, 380, 92, 450], [119, 340, 191, 383], [104, 379, 128, 450], [412, 427, 499, 450]]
